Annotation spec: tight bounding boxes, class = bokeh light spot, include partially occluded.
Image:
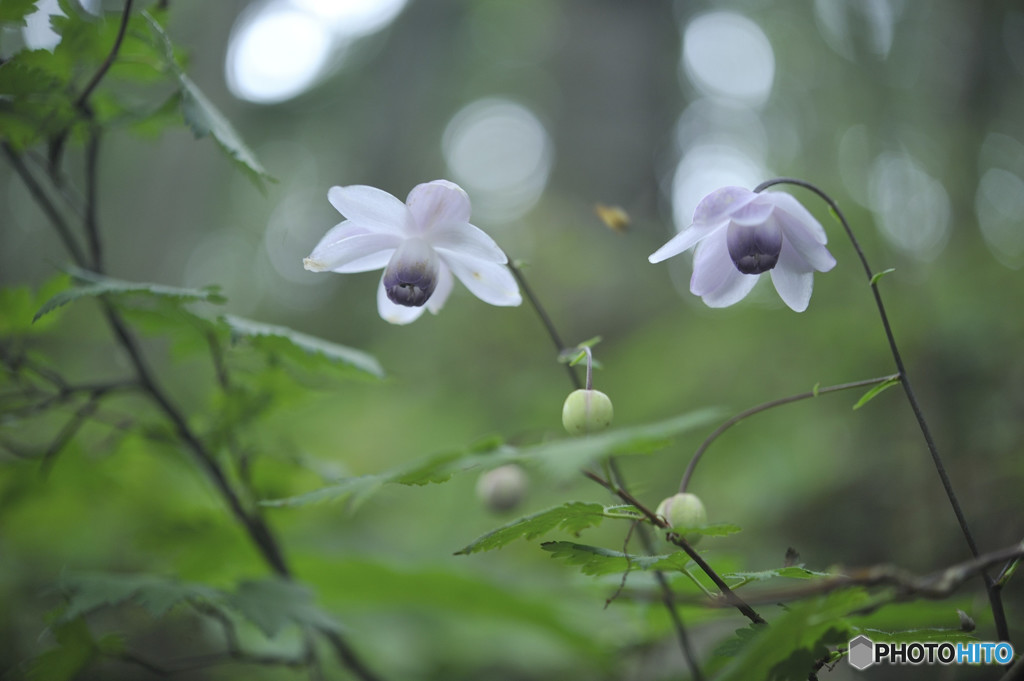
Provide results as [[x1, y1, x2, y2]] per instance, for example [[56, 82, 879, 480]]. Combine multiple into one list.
[[976, 168, 1024, 269], [442, 99, 552, 222], [682, 12, 775, 107], [868, 152, 951, 261]]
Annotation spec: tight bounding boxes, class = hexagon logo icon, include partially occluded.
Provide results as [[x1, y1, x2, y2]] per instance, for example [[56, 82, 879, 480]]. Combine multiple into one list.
[[848, 635, 875, 670]]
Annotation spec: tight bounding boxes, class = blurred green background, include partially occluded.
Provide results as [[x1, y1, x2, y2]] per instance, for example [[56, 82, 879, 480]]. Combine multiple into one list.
[[2, 0, 1022, 679]]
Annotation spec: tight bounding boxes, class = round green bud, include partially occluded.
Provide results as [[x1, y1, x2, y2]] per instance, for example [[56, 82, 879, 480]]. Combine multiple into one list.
[[655, 493, 707, 545], [475, 464, 529, 513], [561, 389, 614, 436]]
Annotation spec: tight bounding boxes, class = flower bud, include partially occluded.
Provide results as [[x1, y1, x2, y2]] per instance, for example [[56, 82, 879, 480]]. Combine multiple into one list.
[[561, 389, 613, 436], [726, 220, 783, 274], [475, 464, 528, 512], [655, 493, 707, 545]]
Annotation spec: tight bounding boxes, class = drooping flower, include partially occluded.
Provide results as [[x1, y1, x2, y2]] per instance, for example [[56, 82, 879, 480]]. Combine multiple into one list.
[[304, 180, 522, 324], [649, 186, 837, 312]]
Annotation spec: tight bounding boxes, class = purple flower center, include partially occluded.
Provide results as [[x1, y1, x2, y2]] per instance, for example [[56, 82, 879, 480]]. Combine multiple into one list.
[[383, 238, 440, 307], [726, 220, 783, 274]]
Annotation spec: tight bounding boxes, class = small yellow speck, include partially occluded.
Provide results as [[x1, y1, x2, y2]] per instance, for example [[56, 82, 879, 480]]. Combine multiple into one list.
[[594, 203, 630, 233]]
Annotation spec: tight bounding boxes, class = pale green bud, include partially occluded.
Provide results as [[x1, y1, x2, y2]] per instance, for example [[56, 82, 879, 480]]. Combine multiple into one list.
[[655, 493, 707, 545], [561, 389, 613, 436]]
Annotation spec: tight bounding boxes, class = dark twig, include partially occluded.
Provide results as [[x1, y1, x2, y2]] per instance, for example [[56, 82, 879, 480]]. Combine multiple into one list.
[[75, 0, 135, 112], [507, 260, 581, 390], [755, 177, 1008, 643], [584, 469, 766, 625], [680, 374, 899, 493]]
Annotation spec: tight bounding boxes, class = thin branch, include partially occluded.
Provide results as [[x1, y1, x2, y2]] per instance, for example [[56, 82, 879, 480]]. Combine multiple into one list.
[[755, 177, 1008, 643], [680, 374, 899, 493], [507, 260, 581, 390], [2, 143, 88, 266], [584, 469, 766, 625], [75, 0, 135, 112]]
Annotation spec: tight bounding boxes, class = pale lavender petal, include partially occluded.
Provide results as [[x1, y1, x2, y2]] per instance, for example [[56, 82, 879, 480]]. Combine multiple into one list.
[[328, 185, 411, 236], [438, 250, 522, 307], [727, 194, 776, 226], [649, 221, 727, 263], [770, 240, 815, 312], [303, 231, 401, 273], [426, 263, 455, 314], [770, 211, 837, 272], [767, 192, 828, 244], [690, 231, 758, 307], [377, 274, 428, 324], [406, 180, 471, 234], [692, 186, 758, 226], [430, 222, 507, 264]]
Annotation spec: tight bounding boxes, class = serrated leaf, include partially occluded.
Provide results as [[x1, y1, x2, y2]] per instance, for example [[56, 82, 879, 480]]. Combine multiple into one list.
[[57, 572, 219, 622], [27, 618, 96, 681], [455, 502, 610, 555], [223, 314, 384, 380], [230, 579, 339, 638], [714, 589, 868, 681], [870, 267, 896, 286], [691, 522, 743, 537], [0, 274, 70, 334], [853, 377, 900, 410], [0, 0, 38, 25], [540, 541, 689, 576], [33, 269, 224, 321]]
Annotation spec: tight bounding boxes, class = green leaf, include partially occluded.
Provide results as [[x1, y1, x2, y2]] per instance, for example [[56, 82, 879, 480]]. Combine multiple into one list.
[[713, 588, 869, 681], [853, 377, 900, 410], [519, 408, 721, 480], [33, 269, 224, 322], [0, 0, 38, 26], [57, 572, 219, 622], [870, 267, 896, 286], [540, 541, 692, 576], [223, 314, 384, 380], [140, 11, 273, 188], [27, 618, 97, 681], [0, 274, 70, 334], [690, 522, 743, 538], [229, 579, 340, 638], [455, 502, 610, 555]]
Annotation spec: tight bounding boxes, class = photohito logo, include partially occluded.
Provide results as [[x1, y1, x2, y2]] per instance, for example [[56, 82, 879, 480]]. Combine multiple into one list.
[[848, 634, 1015, 670]]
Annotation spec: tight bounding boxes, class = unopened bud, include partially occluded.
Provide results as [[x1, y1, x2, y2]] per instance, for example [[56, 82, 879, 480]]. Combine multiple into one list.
[[655, 493, 707, 545], [476, 464, 528, 512], [561, 389, 613, 436]]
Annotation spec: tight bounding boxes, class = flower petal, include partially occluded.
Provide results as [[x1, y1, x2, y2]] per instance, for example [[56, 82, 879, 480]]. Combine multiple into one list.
[[377, 273, 428, 324], [766, 192, 828, 244], [690, 231, 758, 307], [692, 186, 759, 225], [770, 240, 815, 312], [304, 229, 401, 273], [438, 250, 522, 307], [649, 221, 727, 263], [328, 185, 411, 236], [430, 222, 507, 264], [406, 180, 471, 234], [426, 263, 455, 314], [769, 209, 836, 272]]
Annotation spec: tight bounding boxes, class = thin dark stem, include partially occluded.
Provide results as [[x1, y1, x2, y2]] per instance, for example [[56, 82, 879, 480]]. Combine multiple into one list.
[[609, 461, 705, 680], [507, 260, 581, 390], [680, 374, 899, 493], [2, 143, 88, 267], [84, 129, 104, 270], [510, 263, 702, 670], [755, 177, 1008, 642], [75, 0, 135, 112]]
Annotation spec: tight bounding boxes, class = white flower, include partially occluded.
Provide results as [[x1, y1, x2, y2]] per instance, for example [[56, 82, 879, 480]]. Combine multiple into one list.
[[304, 180, 522, 324], [649, 186, 837, 312]]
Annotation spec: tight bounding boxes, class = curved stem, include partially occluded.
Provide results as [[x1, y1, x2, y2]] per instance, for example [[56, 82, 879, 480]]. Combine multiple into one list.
[[507, 260, 581, 390], [680, 375, 899, 493], [755, 177, 1007, 642], [75, 0, 134, 112]]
